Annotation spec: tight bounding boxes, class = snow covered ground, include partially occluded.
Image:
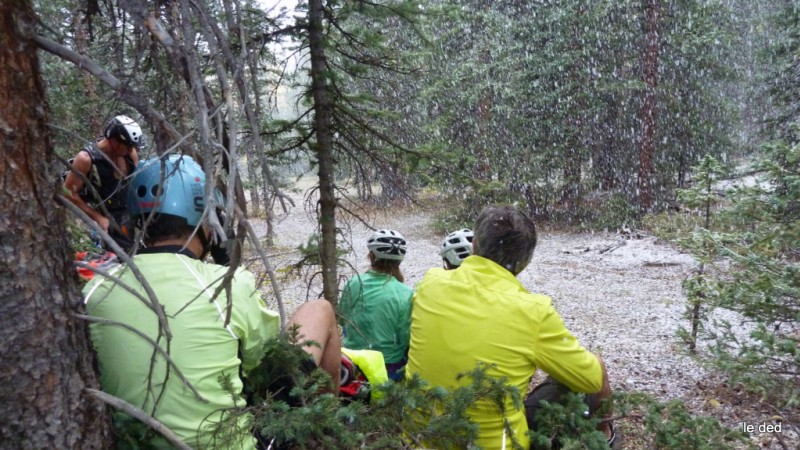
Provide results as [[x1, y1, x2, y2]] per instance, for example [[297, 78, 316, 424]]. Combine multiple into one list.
[[249, 184, 796, 449]]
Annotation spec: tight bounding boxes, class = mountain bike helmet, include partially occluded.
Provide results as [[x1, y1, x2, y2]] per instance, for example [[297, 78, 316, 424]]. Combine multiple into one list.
[[367, 229, 407, 261], [440, 228, 473, 267], [105, 115, 144, 149], [128, 154, 208, 226]]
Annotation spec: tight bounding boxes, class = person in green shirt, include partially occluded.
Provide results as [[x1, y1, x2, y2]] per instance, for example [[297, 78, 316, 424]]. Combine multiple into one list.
[[407, 205, 616, 450], [84, 154, 341, 449], [338, 229, 413, 380]]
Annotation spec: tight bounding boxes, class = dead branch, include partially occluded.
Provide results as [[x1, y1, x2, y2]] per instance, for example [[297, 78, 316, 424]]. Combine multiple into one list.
[[236, 204, 287, 328], [58, 196, 172, 339], [189, 0, 293, 214], [32, 34, 182, 143], [599, 240, 626, 254], [77, 315, 205, 403], [60, 195, 181, 412], [642, 261, 682, 267], [85, 389, 192, 450]]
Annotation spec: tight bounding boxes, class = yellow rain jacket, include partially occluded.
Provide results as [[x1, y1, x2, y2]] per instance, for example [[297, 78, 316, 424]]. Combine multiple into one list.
[[406, 255, 602, 450]]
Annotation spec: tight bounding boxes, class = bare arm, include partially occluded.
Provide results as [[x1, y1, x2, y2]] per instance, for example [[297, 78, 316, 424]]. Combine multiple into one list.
[[63, 151, 109, 231], [593, 355, 612, 407], [130, 148, 140, 168]]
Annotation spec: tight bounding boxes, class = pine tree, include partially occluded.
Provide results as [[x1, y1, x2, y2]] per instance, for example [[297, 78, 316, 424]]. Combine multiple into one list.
[[676, 155, 727, 352]]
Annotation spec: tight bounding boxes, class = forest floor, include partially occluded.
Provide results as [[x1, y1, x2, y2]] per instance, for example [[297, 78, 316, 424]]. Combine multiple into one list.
[[249, 183, 797, 450]]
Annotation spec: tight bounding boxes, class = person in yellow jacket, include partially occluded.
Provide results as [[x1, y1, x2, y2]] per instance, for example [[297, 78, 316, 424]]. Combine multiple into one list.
[[406, 205, 614, 450]]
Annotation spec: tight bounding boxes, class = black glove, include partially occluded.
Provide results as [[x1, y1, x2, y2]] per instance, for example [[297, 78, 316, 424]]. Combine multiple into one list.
[[210, 240, 230, 266], [208, 208, 233, 265]]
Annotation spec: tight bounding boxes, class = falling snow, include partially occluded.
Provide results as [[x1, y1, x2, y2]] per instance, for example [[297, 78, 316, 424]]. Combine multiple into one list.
[[252, 181, 795, 449]]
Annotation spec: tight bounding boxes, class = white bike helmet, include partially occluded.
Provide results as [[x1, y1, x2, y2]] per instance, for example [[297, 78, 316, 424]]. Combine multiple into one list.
[[440, 228, 473, 267], [367, 229, 407, 261], [105, 115, 144, 149]]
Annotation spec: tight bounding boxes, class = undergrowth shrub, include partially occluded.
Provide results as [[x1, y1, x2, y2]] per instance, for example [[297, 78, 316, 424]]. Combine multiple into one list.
[[110, 331, 760, 450], [679, 139, 800, 423], [527, 391, 608, 450], [431, 186, 512, 234], [433, 187, 640, 234], [569, 192, 640, 232], [240, 331, 499, 449], [641, 211, 702, 242], [614, 393, 752, 450]]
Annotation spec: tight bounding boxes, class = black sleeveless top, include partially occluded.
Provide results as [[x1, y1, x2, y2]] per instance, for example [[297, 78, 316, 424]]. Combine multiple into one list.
[[79, 143, 135, 215]]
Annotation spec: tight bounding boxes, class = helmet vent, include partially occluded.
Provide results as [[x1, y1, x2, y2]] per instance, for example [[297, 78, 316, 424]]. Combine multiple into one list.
[[367, 229, 407, 261]]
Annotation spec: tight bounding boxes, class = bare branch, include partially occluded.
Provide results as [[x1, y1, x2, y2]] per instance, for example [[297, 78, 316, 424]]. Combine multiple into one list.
[[57, 195, 172, 338], [32, 34, 182, 143], [235, 204, 287, 328], [77, 316, 205, 403], [85, 389, 193, 450]]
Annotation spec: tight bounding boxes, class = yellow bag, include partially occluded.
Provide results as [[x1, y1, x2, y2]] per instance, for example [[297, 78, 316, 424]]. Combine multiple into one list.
[[341, 347, 389, 402]]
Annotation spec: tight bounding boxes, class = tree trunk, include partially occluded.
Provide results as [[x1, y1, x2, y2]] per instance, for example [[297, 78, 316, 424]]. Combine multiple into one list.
[[639, 0, 660, 213], [593, 94, 619, 190], [560, 3, 586, 214], [0, 1, 111, 448], [72, 10, 101, 134], [308, 0, 339, 305]]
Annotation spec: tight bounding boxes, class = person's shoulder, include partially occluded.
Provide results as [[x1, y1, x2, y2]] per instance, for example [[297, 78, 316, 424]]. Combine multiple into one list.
[[72, 148, 93, 165], [82, 142, 103, 158], [517, 291, 553, 308], [224, 264, 258, 286], [413, 267, 448, 289], [345, 271, 369, 286], [393, 277, 414, 294], [420, 266, 448, 281], [175, 256, 257, 286]]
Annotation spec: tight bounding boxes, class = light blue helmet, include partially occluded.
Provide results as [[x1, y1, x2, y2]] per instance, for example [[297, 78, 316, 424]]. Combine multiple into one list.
[[128, 154, 208, 226]]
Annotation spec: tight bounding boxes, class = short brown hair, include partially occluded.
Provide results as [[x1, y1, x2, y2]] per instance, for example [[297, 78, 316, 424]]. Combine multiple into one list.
[[473, 205, 537, 275]]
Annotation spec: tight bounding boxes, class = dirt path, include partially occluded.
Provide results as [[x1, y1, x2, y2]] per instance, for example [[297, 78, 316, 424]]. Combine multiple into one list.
[[250, 189, 795, 449]]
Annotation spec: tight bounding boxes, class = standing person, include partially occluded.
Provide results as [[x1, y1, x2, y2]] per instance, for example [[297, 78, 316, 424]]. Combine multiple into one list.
[[338, 229, 413, 381], [63, 114, 143, 252], [440, 228, 473, 269], [83, 154, 341, 449], [406, 205, 615, 450]]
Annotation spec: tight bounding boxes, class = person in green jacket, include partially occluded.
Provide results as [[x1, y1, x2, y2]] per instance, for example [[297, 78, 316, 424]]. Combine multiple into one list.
[[338, 229, 413, 380], [84, 154, 341, 449]]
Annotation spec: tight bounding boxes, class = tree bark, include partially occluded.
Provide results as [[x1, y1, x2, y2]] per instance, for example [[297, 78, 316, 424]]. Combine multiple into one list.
[[308, 0, 339, 305], [72, 10, 101, 134], [560, 3, 587, 212], [639, 0, 660, 213], [0, 1, 111, 448]]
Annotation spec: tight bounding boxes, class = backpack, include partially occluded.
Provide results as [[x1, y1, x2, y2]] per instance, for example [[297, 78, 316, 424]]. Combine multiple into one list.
[[61, 145, 108, 204]]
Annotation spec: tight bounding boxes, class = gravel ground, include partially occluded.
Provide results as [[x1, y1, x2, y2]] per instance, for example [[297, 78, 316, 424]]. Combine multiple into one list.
[[249, 185, 797, 449]]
